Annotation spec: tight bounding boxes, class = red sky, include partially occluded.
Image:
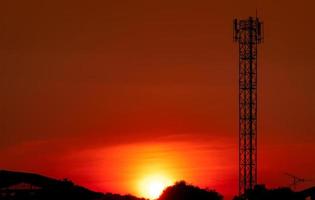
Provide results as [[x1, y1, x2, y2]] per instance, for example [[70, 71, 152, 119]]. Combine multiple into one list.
[[1, 0, 315, 199]]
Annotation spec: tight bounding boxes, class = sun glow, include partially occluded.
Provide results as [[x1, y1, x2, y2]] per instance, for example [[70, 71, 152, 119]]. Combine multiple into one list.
[[139, 174, 173, 199]]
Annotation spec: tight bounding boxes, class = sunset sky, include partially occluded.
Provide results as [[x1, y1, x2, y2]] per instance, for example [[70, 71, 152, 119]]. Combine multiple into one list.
[[1, 0, 315, 199]]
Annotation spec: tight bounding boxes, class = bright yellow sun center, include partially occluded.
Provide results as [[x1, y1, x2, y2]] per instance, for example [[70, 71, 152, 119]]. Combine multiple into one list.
[[139, 174, 172, 199]]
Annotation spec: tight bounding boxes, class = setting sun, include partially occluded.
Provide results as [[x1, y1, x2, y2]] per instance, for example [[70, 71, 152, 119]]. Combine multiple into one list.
[[138, 174, 173, 199]]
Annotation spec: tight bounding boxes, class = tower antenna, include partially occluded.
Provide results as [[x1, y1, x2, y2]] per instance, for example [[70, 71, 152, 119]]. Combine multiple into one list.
[[285, 173, 313, 190], [233, 16, 263, 195]]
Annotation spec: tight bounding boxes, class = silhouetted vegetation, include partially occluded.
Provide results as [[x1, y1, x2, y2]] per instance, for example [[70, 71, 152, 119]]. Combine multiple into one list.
[[1, 170, 315, 200], [233, 185, 315, 200], [158, 181, 223, 200]]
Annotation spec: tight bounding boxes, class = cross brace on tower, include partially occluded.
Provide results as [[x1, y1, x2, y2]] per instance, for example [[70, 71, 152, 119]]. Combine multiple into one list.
[[233, 16, 263, 195]]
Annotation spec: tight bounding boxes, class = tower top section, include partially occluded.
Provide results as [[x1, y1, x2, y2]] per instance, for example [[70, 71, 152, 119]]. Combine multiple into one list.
[[233, 17, 264, 43]]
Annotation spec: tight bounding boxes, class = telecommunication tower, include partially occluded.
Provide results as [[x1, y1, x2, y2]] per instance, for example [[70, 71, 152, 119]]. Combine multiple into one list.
[[233, 17, 263, 195]]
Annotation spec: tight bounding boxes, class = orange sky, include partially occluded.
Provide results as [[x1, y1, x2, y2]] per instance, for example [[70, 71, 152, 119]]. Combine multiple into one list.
[[1, 0, 315, 199]]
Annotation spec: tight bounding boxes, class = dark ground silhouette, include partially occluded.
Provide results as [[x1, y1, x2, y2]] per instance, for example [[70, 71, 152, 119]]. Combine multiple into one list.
[[0, 170, 145, 200], [233, 185, 315, 200], [1, 170, 315, 200], [158, 181, 222, 200]]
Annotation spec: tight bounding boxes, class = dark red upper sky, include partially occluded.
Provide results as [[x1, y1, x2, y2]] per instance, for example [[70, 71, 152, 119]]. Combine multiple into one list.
[[1, 0, 315, 198]]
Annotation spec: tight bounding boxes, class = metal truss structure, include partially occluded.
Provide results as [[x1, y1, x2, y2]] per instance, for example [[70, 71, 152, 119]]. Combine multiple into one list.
[[233, 17, 263, 195]]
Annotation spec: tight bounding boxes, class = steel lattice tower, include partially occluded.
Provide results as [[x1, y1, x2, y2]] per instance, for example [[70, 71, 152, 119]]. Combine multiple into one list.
[[233, 17, 263, 195]]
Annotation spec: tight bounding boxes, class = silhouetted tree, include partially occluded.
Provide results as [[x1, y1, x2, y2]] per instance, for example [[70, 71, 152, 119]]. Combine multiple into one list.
[[232, 185, 305, 200], [158, 181, 223, 200]]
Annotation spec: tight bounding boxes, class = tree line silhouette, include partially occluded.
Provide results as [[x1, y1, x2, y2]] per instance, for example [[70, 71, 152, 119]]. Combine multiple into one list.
[[0, 170, 314, 200]]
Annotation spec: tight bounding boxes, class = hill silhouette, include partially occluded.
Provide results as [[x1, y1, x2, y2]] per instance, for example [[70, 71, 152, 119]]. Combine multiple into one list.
[[0, 170, 146, 200], [158, 181, 222, 200]]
